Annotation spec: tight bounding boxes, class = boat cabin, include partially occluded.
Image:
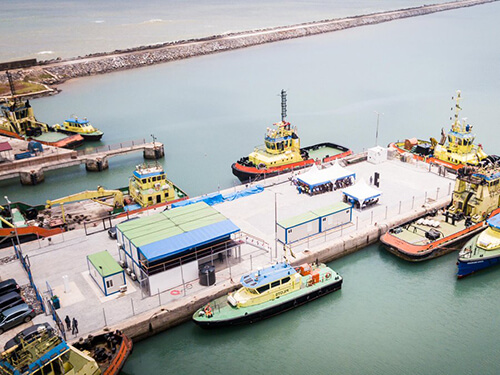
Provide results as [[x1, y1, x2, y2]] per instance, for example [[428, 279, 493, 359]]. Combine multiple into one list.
[[63, 117, 97, 134], [229, 263, 301, 308], [129, 164, 175, 207]]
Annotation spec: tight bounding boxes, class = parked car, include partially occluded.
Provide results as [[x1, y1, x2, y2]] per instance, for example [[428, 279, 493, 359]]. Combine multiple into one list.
[[0, 304, 36, 334], [0, 291, 24, 312], [0, 279, 21, 297], [4, 323, 54, 350]]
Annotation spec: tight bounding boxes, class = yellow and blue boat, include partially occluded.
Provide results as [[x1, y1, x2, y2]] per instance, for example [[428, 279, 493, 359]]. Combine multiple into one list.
[[192, 262, 342, 328], [54, 116, 103, 141], [457, 213, 500, 278], [231, 90, 352, 181]]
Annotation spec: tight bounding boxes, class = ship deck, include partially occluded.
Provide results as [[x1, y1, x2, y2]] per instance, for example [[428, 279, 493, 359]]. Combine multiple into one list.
[[307, 145, 344, 160], [391, 212, 468, 246]]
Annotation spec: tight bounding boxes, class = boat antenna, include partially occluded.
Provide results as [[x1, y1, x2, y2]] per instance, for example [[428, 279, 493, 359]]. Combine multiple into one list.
[[6, 71, 19, 106], [281, 89, 287, 122]]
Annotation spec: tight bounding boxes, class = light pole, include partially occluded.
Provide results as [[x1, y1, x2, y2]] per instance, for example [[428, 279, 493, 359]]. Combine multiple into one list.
[[374, 111, 384, 146], [4, 196, 22, 253]]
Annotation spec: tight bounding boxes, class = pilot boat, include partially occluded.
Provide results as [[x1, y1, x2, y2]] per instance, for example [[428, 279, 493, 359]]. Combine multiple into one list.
[[457, 213, 500, 278], [192, 262, 342, 328], [53, 116, 103, 141], [231, 90, 352, 182]]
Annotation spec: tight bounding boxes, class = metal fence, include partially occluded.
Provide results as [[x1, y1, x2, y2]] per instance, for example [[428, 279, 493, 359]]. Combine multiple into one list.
[[76, 139, 146, 156]]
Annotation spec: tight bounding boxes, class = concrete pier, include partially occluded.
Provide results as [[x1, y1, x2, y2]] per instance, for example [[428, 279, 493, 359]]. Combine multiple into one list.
[[0, 136, 163, 183], [0, 154, 456, 346], [19, 168, 45, 185]]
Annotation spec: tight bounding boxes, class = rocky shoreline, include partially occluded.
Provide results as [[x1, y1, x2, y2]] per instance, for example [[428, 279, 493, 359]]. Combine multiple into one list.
[[1, 0, 496, 98]]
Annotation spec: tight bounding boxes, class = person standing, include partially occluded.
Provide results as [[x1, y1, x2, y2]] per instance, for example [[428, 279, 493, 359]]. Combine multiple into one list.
[[72, 317, 79, 336], [65, 315, 71, 331]]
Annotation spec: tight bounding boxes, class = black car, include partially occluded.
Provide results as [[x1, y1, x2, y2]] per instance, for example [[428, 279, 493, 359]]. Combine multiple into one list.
[[0, 279, 21, 297], [0, 291, 24, 312], [4, 323, 54, 350]]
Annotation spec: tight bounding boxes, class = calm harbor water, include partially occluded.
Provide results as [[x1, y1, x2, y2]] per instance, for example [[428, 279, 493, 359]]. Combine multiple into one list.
[[2, 2, 500, 374], [122, 245, 500, 375]]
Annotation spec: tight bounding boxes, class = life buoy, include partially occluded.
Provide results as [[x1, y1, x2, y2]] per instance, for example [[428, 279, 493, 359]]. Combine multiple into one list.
[[154, 183, 161, 191], [170, 289, 181, 296], [325, 272, 332, 280]]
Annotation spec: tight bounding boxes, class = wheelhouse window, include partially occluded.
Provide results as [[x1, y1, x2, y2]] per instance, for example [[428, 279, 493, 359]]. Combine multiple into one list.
[[257, 284, 270, 294], [281, 276, 291, 284], [271, 280, 280, 288]]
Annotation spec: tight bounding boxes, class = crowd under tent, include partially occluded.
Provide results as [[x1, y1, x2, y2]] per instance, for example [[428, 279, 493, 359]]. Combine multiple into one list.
[[277, 202, 352, 244], [295, 162, 356, 196], [87, 250, 126, 297], [342, 180, 382, 209], [115, 202, 241, 295]]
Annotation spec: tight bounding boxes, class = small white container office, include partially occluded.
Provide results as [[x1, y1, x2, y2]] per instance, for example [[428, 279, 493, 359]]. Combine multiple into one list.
[[87, 250, 126, 297], [312, 202, 352, 232], [277, 211, 320, 245], [277, 202, 352, 244], [367, 146, 388, 164]]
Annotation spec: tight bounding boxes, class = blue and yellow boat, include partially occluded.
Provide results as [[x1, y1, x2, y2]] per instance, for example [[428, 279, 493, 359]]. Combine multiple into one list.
[[192, 262, 342, 328], [54, 116, 103, 141], [457, 214, 500, 278]]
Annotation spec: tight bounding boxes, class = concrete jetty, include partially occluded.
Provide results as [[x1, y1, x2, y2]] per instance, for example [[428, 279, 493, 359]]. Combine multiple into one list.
[[0, 136, 164, 184], [0, 0, 495, 97], [0, 153, 455, 346]]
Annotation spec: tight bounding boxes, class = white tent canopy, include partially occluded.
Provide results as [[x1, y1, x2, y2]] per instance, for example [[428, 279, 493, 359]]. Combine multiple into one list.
[[296, 161, 356, 188], [342, 179, 382, 206]]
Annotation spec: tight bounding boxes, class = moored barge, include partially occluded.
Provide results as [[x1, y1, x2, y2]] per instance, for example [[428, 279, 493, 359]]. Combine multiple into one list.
[[381, 163, 500, 261]]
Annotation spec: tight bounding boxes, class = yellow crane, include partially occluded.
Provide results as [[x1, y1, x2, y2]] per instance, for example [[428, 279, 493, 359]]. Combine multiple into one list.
[[45, 186, 125, 223]]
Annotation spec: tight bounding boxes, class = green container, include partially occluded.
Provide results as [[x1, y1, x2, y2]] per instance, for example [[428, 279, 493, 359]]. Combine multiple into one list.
[[52, 297, 60, 309]]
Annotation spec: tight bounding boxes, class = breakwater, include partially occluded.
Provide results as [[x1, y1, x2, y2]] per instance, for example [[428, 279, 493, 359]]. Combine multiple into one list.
[[2, 0, 495, 93]]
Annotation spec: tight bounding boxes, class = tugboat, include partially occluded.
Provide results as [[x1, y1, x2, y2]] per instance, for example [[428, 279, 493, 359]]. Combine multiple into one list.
[[231, 90, 352, 182], [53, 115, 103, 141], [0, 72, 83, 149], [381, 163, 500, 261], [0, 327, 101, 375], [73, 330, 133, 375], [390, 91, 494, 171], [192, 262, 342, 328], [128, 163, 188, 207], [457, 213, 500, 278], [0, 164, 188, 248], [0, 324, 132, 375]]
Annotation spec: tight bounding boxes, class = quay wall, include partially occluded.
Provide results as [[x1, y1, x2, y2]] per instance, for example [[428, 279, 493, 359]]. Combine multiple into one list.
[[100, 195, 450, 343], [8, 0, 495, 88]]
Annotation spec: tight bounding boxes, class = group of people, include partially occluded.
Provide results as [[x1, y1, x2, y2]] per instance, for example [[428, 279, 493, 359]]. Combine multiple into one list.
[[64, 315, 79, 336], [293, 176, 354, 196]]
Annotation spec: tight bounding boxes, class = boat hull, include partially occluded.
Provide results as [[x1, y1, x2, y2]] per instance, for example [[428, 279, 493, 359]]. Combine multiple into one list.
[[193, 278, 342, 329], [57, 128, 103, 142], [380, 220, 490, 262], [232, 142, 352, 182], [73, 330, 133, 375], [457, 256, 500, 278]]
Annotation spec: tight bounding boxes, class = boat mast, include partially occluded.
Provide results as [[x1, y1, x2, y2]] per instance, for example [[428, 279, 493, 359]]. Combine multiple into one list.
[[281, 89, 287, 122], [6, 71, 18, 106], [452, 90, 462, 132]]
